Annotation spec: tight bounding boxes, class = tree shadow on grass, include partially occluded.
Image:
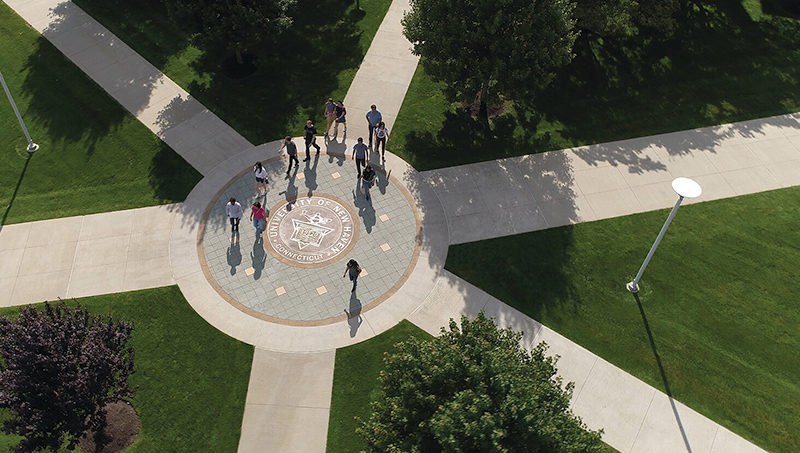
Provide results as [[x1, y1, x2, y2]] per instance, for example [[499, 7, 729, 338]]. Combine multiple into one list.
[[184, 0, 368, 144], [20, 35, 129, 157], [148, 141, 203, 203], [537, 0, 800, 154]]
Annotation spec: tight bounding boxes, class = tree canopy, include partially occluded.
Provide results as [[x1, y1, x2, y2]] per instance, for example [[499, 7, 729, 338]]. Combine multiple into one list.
[[0, 302, 135, 452], [358, 312, 603, 452], [162, 0, 296, 61], [402, 0, 578, 119]]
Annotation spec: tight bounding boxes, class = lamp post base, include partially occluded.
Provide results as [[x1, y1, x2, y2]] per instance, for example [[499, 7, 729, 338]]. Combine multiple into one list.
[[27, 143, 39, 153], [626, 281, 639, 293]]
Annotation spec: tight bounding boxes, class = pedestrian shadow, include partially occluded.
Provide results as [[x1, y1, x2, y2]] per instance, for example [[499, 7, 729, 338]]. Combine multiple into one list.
[[227, 232, 241, 275], [304, 153, 319, 197], [633, 291, 693, 453], [344, 293, 362, 338], [250, 240, 266, 280], [324, 139, 347, 166], [352, 188, 376, 233]]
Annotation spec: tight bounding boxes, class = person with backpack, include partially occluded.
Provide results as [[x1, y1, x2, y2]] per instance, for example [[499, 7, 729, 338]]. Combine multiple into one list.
[[361, 164, 376, 201], [343, 259, 362, 292], [253, 161, 269, 197]]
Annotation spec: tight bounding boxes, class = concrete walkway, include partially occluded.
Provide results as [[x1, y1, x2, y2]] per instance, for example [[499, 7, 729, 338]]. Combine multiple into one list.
[[5, 0, 252, 176], [1, 0, 789, 451], [0, 205, 176, 307], [425, 115, 800, 244], [342, 0, 419, 142]]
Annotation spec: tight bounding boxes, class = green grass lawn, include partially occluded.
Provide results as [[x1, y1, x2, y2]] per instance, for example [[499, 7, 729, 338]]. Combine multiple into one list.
[[391, 1, 800, 170], [0, 286, 254, 452], [445, 186, 800, 453], [72, 0, 392, 144], [0, 4, 200, 226], [327, 320, 431, 453]]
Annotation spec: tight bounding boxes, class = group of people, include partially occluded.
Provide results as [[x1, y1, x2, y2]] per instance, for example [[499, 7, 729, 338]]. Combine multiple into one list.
[[223, 98, 389, 293]]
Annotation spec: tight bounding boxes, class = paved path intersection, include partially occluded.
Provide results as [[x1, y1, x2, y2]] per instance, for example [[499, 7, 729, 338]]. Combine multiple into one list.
[[2, 0, 798, 451]]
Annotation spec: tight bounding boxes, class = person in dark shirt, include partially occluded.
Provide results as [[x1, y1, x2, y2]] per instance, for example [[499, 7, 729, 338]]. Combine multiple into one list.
[[361, 164, 376, 201], [279, 135, 299, 175], [304, 120, 320, 161]]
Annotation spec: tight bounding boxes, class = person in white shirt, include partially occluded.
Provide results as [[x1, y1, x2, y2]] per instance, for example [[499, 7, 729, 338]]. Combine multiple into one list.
[[374, 121, 389, 161], [253, 162, 269, 197], [226, 198, 243, 232]]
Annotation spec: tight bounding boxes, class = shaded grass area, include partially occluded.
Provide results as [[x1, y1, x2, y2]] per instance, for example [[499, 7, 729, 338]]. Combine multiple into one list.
[[445, 187, 800, 453], [0, 4, 200, 225], [0, 286, 254, 452], [391, 1, 800, 171], [72, 0, 392, 144], [327, 320, 431, 453]]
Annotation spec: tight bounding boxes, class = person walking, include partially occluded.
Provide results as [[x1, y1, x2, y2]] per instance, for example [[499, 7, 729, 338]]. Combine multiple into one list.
[[374, 121, 389, 161], [333, 101, 347, 136], [323, 98, 336, 136], [361, 164, 376, 201], [250, 201, 266, 241], [343, 259, 362, 292], [352, 137, 369, 178], [226, 197, 243, 232], [253, 161, 269, 197], [365, 104, 382, 148], [304, 120, 321, 161], [279, 135, 299, 175]]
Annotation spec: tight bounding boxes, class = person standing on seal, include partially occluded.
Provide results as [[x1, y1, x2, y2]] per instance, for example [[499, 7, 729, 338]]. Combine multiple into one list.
[[365, 104, 382, 148], [352, 137, 369, 178], [226, 197, 243, 232], [374, 121, 389, 162], [303, 120, 320, 161], [343, 259, 362, 292], [333, 101, 347, 136], [279, 135, 299, 175], [250, 201, 266, 241], [323, 98, 336, 136], [253, 161, 269, 197]]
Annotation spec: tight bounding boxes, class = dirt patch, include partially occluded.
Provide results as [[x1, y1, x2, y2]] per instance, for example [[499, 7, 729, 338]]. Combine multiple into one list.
[[79, 402, 140, 453], [461, 100, 508, 119], [220, 53, 258, 79]]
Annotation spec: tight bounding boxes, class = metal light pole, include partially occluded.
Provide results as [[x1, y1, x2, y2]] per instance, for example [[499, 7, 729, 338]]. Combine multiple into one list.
[[627, 177, 702, 293], [0, 67, 39, 153]]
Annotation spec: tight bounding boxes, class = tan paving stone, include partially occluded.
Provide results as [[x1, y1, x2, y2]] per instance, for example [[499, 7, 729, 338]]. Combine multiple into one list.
[[11, 270, 71, 305], [73, 236, 129, 268], [18, 242, 77, 276], [66, 262, 126, 298]]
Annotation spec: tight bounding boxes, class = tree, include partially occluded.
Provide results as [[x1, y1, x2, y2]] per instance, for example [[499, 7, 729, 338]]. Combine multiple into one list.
[[162, 0, 296, 63], [0, 302, 135, 452], [402, 0, 578, 120], [358, 312, 603, 452], [573, 0, 679, 38]]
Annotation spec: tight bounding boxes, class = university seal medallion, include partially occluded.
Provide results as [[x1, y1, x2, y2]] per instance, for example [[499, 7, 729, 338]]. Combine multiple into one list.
[[265, 195, 359, 268]]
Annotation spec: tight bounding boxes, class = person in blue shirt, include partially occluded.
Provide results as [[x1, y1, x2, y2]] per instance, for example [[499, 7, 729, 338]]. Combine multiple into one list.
[[365, 104, 382, 148], [352, 137, 369, 178]]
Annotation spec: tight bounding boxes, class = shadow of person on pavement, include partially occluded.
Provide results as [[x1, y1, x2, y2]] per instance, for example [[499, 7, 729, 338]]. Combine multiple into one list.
[[250, 239, 266, 280], [344, 293, 362, 338], [304, 152, 319, 197], [325, 138, 347, 166], [227, 231, 241, 275], [352, 187, 376, 233]]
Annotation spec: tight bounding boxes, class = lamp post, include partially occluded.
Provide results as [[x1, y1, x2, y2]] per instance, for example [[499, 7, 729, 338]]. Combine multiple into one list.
[[0, 68, 39, 153], [627, 177, 702, 293]]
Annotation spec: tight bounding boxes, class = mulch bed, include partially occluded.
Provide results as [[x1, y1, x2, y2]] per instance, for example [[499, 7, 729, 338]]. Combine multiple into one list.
[[79, 402, 140, 453]]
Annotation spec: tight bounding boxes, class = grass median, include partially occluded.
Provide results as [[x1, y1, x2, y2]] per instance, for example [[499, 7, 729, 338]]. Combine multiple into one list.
[[72, 0, 392, 144], [446, 186, 800, 452], [0, 4, 201, 225], [391, 0, 800, 170], [0, 286, 254, 452]]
